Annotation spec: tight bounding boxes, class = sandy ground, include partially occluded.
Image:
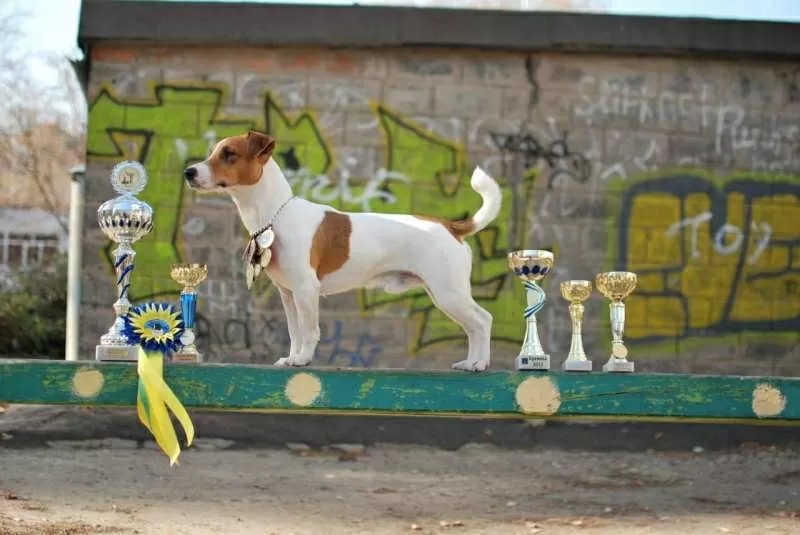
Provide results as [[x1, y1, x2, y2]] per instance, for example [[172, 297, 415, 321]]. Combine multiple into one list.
[[1, 441, 799, 535]]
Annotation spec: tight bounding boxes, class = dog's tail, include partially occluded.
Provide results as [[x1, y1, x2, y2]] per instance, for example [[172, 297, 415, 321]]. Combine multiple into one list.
[[464, 166, 502, 237]]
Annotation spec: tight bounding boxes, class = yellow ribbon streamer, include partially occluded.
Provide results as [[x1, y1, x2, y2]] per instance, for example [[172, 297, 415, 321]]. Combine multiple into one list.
[[136, 347, 195, 465]]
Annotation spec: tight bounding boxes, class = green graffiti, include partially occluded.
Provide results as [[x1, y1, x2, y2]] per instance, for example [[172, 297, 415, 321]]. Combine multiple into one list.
[[361, 106, 535, 351], [87, 83, 536, 353], [88, 85, 254, 300], [265, 94, 332, 175]]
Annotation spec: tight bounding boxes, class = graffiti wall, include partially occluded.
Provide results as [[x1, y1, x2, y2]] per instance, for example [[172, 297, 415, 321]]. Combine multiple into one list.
[[81, 46, 800, 374]]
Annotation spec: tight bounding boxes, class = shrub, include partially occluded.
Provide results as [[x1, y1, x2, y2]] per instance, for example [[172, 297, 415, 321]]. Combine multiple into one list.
[[0, 254, 67, 358]]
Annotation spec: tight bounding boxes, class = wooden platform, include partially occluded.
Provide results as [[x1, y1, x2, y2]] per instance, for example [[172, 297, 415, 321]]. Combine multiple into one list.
[[1, 359, 798, 424]]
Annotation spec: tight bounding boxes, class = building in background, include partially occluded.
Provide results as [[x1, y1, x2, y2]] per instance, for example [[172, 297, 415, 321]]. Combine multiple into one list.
[[76, 0, 800, 374], [0, 122, 82, 277]]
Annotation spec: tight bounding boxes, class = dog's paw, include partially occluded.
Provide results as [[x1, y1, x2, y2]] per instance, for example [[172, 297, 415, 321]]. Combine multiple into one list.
[[273, 357, 311, 368], [451, 359, 490, 372]]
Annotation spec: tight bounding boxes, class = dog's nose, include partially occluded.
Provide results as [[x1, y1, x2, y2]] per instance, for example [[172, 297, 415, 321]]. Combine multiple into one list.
[[183, 167, 197, 182]]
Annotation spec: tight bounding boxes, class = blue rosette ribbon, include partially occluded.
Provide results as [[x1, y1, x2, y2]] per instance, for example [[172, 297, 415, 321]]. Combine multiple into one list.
[[123, 302, 195, 465]]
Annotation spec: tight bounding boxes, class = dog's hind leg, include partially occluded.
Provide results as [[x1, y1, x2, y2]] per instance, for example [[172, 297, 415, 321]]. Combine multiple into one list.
[[423, 273, 493, 372]]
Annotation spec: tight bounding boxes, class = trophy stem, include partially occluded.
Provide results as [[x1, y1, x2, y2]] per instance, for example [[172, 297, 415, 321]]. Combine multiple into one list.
[[516, 280, 550, 371], [173, 286, 203, 363], [96, 242, 139, 361], [563, 303, 592, 372], [602, 300, 634, 373], [610, 301, 625, 344]]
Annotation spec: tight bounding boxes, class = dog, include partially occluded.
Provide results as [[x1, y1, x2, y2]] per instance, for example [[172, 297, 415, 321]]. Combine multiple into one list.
[[183, 130, 502, 372]]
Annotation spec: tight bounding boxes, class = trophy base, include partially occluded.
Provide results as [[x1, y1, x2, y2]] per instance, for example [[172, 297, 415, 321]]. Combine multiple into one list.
[[516, 354, 550, 371], [172, 350, 203, 364], [562, 359, 593, 372], [602, 358, 635, 373], [95, 344, 139, 362]]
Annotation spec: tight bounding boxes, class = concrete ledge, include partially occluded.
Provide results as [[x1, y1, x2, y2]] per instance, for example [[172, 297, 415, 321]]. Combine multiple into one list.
[[2, 360, 799, 423], [78, 1, 800, 59]]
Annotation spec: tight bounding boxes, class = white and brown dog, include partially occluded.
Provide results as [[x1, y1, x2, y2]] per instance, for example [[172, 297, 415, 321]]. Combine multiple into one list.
[[183, 130, 502, 372]]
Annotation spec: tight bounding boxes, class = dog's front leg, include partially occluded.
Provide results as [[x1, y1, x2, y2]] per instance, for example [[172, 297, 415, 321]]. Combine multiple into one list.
[[275, 280, 320, 367], [275, 286, 300, 364]]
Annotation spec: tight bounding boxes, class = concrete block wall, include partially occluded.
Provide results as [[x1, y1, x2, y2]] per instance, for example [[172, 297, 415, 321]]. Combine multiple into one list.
[[82, 44, 800, 375]]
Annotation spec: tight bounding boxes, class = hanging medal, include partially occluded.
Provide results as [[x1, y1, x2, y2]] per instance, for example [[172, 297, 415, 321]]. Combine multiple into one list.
[[256, 228, 275, 267], [246, 262, 256, 289], [244, 226, 276, 289]]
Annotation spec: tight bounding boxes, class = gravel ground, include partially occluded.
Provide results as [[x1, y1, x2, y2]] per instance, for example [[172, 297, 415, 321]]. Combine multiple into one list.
[[1, 441, 799, 535]]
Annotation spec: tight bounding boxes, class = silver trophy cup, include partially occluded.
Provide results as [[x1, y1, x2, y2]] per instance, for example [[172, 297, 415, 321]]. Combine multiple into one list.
[[95, 161, 154, 362]]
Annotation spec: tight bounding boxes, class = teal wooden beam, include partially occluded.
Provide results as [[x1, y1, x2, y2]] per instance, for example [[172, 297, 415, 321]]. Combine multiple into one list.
[[1, 359, 798, 424]]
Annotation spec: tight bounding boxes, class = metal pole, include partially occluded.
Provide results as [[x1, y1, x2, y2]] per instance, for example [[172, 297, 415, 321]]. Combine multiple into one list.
[[65, 164, 85, 361]]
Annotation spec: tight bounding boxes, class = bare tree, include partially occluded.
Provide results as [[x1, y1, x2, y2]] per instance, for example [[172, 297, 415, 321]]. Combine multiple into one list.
[[0, 3, 86, 225]]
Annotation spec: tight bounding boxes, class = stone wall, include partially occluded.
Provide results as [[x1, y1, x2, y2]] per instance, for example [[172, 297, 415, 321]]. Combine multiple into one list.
[[81, 44, 800, 375]]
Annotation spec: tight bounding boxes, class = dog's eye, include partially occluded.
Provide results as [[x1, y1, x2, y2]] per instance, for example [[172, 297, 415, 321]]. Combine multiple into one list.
[[222, 147, 237, 164]]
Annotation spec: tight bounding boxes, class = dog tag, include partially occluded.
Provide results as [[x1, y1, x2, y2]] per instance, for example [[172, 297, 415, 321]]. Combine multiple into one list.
[[246, 263, 255, 289], [256, 227, 275, 250], [242, 239, 258, 265], [260, 248, 272, 268], [253, 262, 262, 280]]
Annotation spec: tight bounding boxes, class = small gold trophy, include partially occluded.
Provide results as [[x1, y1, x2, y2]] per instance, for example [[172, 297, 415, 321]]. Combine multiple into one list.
[[595, 271, 638, 373], [170, 263, 208, 363], [560, 280, 593, 372]]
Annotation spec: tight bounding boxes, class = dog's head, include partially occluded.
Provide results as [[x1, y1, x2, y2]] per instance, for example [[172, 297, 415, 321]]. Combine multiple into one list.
[[183, 130, 276, 191]]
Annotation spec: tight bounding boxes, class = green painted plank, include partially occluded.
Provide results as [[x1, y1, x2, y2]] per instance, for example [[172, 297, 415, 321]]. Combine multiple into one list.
[[0, 359, 798, 423]]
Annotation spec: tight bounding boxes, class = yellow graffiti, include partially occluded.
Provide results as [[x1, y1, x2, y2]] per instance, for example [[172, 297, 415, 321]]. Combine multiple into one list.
[[615, 172, 800, 342]]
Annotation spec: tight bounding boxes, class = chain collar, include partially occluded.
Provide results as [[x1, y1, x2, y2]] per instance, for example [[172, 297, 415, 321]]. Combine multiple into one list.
[[249, 195, 295, 240], [241, 195, 295, 264]]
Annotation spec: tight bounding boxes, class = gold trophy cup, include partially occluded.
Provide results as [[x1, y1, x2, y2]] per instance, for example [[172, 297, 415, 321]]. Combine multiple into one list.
[[595, 271, 638, 373], [560, 280, 593, 372], [508, 249, 554, 371], [170, 263, 209, 363]]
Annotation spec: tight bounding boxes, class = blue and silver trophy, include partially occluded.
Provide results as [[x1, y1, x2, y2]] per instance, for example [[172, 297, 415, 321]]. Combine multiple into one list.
[[96, 161, 154, 361], [169, 264, 208, 363], [508, 249, 555, 371]]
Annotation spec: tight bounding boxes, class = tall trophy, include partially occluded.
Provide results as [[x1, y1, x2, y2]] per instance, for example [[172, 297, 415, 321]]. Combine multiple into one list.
[[170, 264, 208, 363], [595, 271, 638, 373], [508, 249, 554, 371], [95, 161, 154, 362], [560, 280, 593, 372]]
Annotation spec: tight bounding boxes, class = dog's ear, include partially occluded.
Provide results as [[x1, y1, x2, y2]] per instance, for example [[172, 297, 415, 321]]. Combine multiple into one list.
[[246, 130, 276, 164]]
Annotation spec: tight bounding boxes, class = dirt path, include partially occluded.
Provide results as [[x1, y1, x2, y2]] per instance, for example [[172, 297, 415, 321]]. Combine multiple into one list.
[[1, 442, 798, 535]]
